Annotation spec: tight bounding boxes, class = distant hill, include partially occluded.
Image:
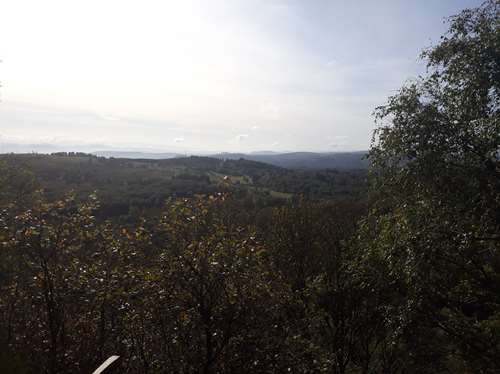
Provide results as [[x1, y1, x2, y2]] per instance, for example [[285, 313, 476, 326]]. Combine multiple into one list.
[[211, 151, 369, 170], [0, 153, 367, 221], [91, 150, 369, 170], [249, 151, 280, 155]]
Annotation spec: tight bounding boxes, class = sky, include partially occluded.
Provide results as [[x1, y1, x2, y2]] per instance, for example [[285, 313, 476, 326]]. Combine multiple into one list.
[[0, 0, 482, 153]]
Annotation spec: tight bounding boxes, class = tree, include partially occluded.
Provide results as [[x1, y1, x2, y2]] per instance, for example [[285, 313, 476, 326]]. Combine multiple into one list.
[[366, 0, 500, 371]]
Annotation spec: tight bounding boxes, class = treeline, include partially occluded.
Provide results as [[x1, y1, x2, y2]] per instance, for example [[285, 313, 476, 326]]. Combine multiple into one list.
[[0, 1, 499, 373]]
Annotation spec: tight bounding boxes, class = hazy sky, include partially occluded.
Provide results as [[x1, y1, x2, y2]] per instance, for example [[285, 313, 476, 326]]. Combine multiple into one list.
[[0, 0, 482, 153]]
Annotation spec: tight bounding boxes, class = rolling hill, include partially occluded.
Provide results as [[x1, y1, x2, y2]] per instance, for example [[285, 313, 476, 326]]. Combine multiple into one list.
[[93, 150, 369, 170]]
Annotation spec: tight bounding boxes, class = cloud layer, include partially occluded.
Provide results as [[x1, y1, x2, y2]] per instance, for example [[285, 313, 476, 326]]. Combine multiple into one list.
[[0, 0, 480, 152]]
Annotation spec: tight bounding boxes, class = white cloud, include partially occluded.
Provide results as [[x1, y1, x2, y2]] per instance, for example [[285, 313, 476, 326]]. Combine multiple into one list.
[[100, 115, 120, 121], [325, 59, 338, 68], [330, 135, 349, 140], [327, 135, 349, 148], [259, 103, 280, 120], [174, 137, 185, 143], [0, 132, 101, 145], [229, 134, 249, 144]]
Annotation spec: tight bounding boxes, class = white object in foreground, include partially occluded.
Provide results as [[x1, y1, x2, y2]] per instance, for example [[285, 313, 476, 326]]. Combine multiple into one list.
[[92, 356, 120, 374]]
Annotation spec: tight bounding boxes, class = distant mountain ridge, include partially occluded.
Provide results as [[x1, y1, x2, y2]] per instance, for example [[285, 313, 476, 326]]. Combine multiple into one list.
[[92, 151, 369, 169], [211, 151, 369, 170]]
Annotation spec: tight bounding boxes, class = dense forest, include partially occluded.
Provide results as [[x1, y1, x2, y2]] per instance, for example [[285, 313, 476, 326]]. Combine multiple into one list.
[[0, 1, 499, 373], [0, 153, 367, 223]]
